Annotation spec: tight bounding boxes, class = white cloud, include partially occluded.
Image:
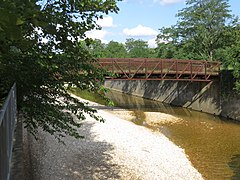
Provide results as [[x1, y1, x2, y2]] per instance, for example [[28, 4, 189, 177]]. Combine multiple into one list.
[[123, 25, 158, 37], [148, 38, 157, 48], [154, 0, 184, 5], [122, 0, 183, 5], [122, 0, 144, 4], [85, 30, 109, 43], [96, 16, 114, 28]]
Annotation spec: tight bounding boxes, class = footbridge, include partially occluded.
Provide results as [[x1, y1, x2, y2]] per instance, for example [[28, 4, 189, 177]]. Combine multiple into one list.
[[97, 58, 220, 82]]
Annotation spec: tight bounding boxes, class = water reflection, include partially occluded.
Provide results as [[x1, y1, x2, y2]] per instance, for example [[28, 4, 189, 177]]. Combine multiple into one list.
[[229, 154, 240, 179], [106, 90, 240, 179]]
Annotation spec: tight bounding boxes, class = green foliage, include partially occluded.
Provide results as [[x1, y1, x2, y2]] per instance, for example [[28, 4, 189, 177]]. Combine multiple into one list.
[[125, 38, 151, 58], [0, 0, 119, 140], [88, 38, 158, 58], [156, 27, 180, 59], [230, 24, 240, 91], [148, 48, 158, 58], [104, 41, 127, 58], [156, 0, 240, 92], [88, 39, 106, 58], [212, 24, 240, 91], [156, 0, 236, 61], [70, 87, 114, 106], [88, 39, 126, 58]]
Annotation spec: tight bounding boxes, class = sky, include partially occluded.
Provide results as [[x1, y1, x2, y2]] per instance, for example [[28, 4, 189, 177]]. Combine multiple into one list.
[[86, 0, 240, 48]]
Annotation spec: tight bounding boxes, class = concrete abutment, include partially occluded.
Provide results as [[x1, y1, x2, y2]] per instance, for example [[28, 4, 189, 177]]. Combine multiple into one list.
[[104, 79, 240, 121]]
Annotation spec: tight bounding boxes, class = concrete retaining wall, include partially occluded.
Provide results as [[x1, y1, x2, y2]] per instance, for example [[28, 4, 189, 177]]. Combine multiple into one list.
[[104, 79, 240, 121]]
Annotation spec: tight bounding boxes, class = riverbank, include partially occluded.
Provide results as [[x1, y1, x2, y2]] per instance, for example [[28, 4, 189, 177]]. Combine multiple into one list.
[[24, 96, 203, 179]]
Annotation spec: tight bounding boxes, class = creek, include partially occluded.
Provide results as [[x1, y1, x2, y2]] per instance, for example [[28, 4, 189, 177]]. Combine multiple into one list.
[[105, 90, 240, 180]]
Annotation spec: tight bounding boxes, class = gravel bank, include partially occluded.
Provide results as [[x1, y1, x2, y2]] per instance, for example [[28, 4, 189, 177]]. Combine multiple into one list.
[[107, 110, 183, 126], [24, 98, 203, 180]]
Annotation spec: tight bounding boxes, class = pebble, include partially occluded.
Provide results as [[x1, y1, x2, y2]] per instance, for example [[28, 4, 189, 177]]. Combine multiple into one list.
[[23, 98, 203, 180]]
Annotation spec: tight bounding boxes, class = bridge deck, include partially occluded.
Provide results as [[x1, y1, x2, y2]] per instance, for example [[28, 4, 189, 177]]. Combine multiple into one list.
[[97, 58, 220, 82]]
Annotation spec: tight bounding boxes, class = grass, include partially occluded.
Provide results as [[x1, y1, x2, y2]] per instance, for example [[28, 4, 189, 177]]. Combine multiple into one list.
[[69, 88, 112, 106]]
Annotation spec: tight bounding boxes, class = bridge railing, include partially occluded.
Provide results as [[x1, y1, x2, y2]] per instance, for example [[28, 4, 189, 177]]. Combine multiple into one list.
[[97, 58, 221, 81], [0, 83, 17, 180]]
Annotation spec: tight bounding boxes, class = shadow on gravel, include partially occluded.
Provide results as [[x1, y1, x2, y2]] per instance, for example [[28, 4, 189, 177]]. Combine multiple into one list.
[[64, 121, 122, 180], [24, 120, 123, 180]]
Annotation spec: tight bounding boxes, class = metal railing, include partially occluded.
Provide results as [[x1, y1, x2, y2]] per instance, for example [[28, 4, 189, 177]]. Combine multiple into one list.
[[0, 83, 17, 180], [97, 58, 221, 82]]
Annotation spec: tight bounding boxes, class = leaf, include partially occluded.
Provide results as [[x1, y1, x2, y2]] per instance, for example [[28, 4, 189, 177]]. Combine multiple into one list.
[[16, 18, 24, 25], [0, 0, 120, 141]]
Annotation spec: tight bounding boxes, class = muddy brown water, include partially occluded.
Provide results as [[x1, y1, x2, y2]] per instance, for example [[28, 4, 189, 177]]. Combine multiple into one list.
[[106, 90, 240, 180]]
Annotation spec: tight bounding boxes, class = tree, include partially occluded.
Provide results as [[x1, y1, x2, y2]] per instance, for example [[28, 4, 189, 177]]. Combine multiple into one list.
[[88, 39, 106, 58], [156, 27, 201, 60], [125, 38, 151, 58], [156, 27, 179, 59], [228, 24, 240, 91], [156, 0, 235, 61], [0, 0, 119, 140], [148, 48, 158, 58], [104, 41, 127, 58], [176, 0, 235, 61]]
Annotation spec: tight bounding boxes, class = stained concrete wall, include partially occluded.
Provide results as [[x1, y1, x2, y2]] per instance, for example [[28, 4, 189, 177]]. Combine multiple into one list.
[[104, 79, 240, 121], [221, 93, 240, 120]]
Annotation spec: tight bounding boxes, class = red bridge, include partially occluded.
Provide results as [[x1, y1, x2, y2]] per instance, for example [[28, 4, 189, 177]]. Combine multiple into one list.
[[97, 58, 220, 82]]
